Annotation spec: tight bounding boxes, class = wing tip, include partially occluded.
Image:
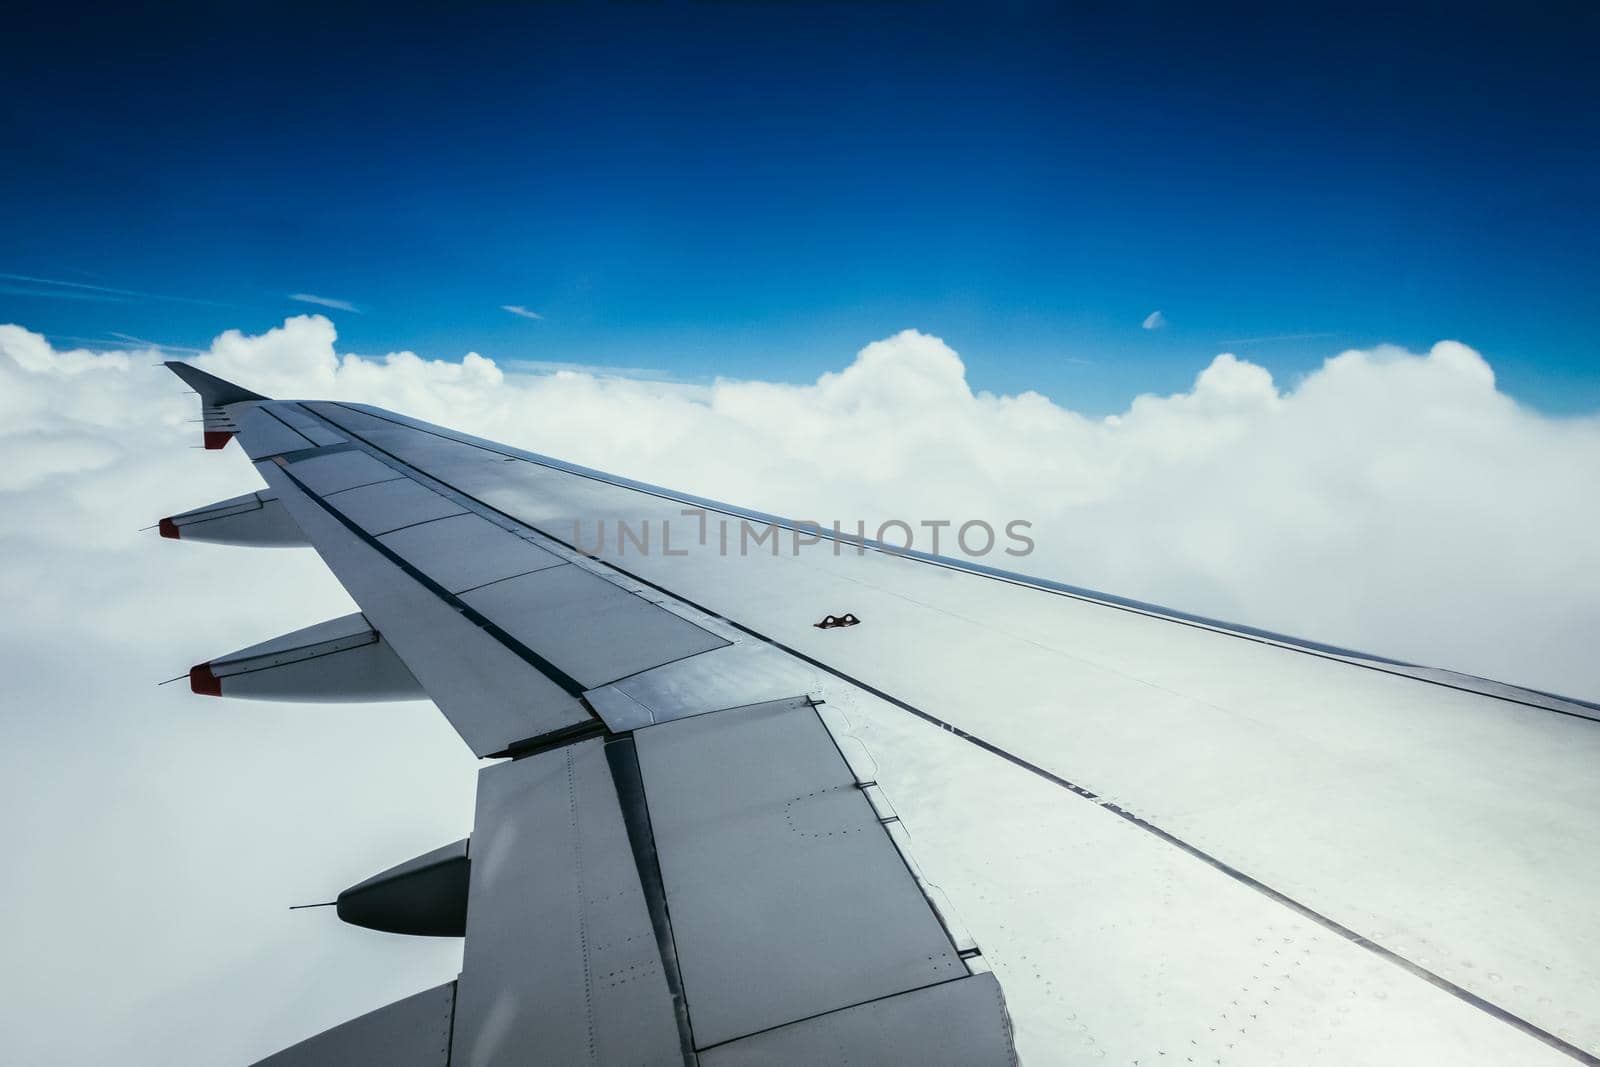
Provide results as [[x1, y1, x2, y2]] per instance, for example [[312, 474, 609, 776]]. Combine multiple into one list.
[[164, 360, 270, 405]]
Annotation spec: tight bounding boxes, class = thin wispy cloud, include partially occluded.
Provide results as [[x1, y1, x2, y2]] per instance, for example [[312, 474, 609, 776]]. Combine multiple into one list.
[[0, 284, 132, 304], [1142, 310, 1166, 330], [41, 332, 206, 355], [1218, 331, 1339, 347], [109, 331, 206, 354], [288, 293, 360, 313], [0, 272, 225, 306], [501, 304, 544, 320]]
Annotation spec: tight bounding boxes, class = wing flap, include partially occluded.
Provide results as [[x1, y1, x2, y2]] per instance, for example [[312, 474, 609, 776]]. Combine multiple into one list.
[[633, 697, 972, 1050], [451, 738, 687, 1067], [458, 565, 729, 690], [376, 512, 564, 593], [698, 972, 1015, 1066], [322, 477, 470, 536], [279, 447, 403, 495]]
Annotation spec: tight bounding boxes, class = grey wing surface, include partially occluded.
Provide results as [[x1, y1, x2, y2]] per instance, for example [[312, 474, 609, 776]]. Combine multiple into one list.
[[160, 364, 1600, 1066]]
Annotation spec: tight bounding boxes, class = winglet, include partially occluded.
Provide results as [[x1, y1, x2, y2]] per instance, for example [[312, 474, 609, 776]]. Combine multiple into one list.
[[163, 360, 270, 405]]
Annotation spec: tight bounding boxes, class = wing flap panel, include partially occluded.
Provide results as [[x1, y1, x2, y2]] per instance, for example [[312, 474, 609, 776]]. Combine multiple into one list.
[[587, 641, 825, 730], [283, 449, 405, 496], [459, 564, 729, 690], [324, 478, 469, 536], [377, 512, 564, 593], [451, 738, 685, 1067], [264, 401, 348, 447], [699, 973, 1015, 1066], [634, 697, 968, 1049]]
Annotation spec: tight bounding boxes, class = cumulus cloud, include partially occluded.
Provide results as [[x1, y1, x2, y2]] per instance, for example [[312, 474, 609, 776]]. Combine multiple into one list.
[[11, 313, 1593, 697], [500, 304, 544, 320], [288, 292, 360, 313], [1142, 309, 1166, 330], [3, 315, 1599, 1063]]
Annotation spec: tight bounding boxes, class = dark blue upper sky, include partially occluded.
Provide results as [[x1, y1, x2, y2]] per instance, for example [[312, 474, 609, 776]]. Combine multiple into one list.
[[3, 2, 1596, 412]]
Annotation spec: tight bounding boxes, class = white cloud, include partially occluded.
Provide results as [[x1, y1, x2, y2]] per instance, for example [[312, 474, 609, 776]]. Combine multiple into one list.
[[12, 314, 1593, 697], [3, 316, 1599, 1063], [288, 292, 360, 313], [500, 304, 544, 320], [1142, 309, 1166, 330]]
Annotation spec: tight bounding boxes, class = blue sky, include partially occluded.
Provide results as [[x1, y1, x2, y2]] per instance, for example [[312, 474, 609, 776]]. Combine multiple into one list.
[[3, 3, 1596, 413]]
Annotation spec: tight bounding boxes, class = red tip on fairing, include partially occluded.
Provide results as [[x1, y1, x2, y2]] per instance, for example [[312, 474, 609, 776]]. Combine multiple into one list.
[[188, 663, 222, 697], [158, 517, 180, 539], [203, 430, 235, 451]]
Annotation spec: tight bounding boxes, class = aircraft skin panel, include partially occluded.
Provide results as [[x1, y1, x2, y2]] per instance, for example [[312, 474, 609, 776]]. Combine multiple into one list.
[[151, 370, 1598, 1065]]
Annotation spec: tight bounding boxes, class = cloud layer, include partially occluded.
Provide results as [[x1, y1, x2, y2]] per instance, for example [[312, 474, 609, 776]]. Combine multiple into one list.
[[2, 316, 1598, 1063], [175, 314, 1600, 700]]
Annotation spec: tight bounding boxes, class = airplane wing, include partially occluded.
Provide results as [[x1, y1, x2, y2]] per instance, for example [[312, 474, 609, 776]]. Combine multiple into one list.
[[159, 362, 1600, 1066]]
